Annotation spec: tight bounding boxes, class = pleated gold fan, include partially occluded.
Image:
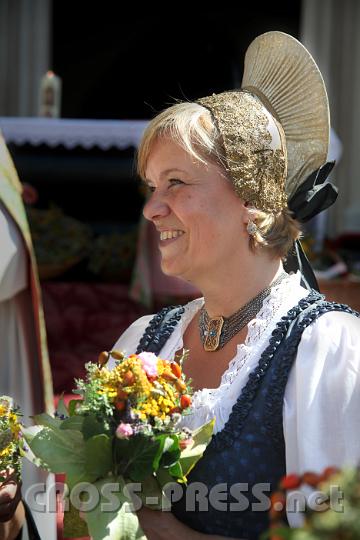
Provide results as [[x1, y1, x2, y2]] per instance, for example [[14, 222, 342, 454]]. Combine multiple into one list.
[[242, 31, 330, 199]]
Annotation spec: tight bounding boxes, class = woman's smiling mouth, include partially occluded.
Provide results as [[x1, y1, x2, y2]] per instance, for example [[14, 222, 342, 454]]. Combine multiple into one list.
[[159, 230, 185, 243]]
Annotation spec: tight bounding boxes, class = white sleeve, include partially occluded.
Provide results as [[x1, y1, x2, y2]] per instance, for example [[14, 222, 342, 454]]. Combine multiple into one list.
[[108, 314, 155, 368], [284, 310, 360, 471], [0, 202, 27, 300], [283, 310, 360, 525]]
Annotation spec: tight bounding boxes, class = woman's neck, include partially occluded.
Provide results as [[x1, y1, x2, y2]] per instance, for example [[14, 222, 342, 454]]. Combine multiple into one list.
[[199, 256, 284, 319]]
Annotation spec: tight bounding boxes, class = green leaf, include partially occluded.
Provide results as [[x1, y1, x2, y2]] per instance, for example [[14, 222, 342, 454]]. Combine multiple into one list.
[[68, 399, 82, 416], [22, 426, 48, 468], [178, 419, 214, 478], [155, 466, 175, 489], [152, 435, 177, 471], [84, 435, 112, 479], [21, 425, 41, 445], [32, 413, 62, 430], [60, 414, 106, 440], [82, 415, 107, 440], [122, 436, 162, 482], [159, 436, 181, 468], [60, 416, 85, 432], [168, 461, 184, 481], [84, 476, 146, 540], [56, 395, 69, 417], [26, 427, 87, 487], [137, 474, 164, 510]]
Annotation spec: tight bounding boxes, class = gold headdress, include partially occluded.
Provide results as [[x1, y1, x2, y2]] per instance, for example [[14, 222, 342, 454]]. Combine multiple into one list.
[[198, 31, 330, 213]]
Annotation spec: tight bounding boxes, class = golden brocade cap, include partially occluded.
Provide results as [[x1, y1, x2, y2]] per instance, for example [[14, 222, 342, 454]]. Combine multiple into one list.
[[197, 31, 330, 213]]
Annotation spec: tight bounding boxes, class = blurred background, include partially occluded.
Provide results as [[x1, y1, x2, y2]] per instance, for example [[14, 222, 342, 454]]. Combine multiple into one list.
[[1, 0, 360, 394]]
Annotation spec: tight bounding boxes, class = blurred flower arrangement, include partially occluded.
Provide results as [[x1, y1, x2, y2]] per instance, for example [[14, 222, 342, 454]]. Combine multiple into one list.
[[268, 466, 360, 540], [26, 203, 138, 283], [87, 229, 137, 282], [0, 396, 23, 482], [26, 205, 92, 279], [23, 350, 214, 540]]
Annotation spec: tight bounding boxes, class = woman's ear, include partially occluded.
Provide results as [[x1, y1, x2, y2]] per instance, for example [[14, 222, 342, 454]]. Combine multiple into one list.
[[241, 201, 253, 224]]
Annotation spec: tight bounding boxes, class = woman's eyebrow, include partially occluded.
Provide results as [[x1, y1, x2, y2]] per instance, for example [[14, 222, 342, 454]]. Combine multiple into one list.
[[159, 168, 187, 179], [143, 168, 188, 185]]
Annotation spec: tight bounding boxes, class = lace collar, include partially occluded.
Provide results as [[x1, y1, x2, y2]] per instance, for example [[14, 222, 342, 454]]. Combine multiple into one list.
[[165, 271, 307, 409]]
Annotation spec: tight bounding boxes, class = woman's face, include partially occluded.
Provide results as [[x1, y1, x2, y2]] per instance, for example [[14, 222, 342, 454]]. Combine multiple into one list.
[[143, 137, 249, 283]]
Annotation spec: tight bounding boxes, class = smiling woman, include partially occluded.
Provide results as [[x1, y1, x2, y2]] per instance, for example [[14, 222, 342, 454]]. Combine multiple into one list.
[[142, 137, 255, 284], [111, 32, 360, 540]]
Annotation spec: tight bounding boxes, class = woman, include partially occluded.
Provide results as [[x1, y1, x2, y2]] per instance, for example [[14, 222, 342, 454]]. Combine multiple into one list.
[[112, 32, 360, 539]]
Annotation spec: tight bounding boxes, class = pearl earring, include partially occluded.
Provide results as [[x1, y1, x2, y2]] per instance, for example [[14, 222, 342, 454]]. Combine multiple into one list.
[[247, 220, 257, 236]]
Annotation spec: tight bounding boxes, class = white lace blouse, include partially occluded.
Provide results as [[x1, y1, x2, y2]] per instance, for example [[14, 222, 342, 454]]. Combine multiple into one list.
[[112, 272, 360, 524]]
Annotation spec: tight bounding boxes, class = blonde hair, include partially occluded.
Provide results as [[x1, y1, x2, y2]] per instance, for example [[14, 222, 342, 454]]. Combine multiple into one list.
[[137, 102, 301, 259]]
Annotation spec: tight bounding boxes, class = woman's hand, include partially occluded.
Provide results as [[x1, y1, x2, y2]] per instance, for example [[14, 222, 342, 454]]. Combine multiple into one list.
[[0, 473, 25, 540], [137, 506, 239, 540], [137, 506, 203, 540]]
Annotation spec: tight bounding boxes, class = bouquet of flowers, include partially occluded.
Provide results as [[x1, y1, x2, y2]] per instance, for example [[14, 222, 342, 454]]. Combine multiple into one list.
[[0, 396, 23, 482], [268, 466, 360, 540], [23, 350, 214, 540]]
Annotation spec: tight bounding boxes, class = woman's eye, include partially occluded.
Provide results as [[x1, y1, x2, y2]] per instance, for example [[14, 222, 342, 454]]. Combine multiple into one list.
[[168, 178, 184, 187]]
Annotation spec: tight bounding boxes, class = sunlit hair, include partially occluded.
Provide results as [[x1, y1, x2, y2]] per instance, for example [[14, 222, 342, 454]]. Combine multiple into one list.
[[137, 101, 301, 259]]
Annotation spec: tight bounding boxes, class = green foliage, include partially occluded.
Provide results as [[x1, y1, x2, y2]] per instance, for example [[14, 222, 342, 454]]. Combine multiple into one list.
[[22, 358, 215, 540], [83, 476, 146, 540], [84, 435, 112, 478], [74, 363, 115, 425], [178, 418, 215, 477]]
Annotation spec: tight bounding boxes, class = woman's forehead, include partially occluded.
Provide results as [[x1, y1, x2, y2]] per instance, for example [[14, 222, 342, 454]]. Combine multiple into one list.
[[145, 138, 202, 179]]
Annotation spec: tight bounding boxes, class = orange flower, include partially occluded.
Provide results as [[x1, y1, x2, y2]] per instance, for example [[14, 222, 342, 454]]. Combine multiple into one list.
[[170, 362, 182, 378]]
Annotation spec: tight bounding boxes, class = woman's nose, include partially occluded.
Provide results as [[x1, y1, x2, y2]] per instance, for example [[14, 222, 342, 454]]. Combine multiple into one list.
[[143, 191, 171, 222]]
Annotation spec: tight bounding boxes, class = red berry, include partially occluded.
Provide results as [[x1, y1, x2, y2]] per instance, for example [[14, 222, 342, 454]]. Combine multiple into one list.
[[270, 492, 286, 511], [179, 438, 193, 450], [280, 474, 302, 490], [322, 466, 340, 480], [98, 351, 109, 366], [115, 401, 126, 411], [123, 371, 135, 385], [117, 389, 128, 400], [110, 350, 124, 361], [180, 395, 192, 409], [302, 472, 321, 487]]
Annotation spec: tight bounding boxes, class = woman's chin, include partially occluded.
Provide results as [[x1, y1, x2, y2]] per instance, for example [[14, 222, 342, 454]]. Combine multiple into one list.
[[161, 260, 188, 281]]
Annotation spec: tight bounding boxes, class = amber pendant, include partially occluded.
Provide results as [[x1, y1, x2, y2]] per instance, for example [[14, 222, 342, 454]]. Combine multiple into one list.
[[203, 316, 224, 351]]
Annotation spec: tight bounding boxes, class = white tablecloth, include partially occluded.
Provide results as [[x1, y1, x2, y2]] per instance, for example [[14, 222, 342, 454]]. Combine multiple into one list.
[[0, 117, 149, 150]]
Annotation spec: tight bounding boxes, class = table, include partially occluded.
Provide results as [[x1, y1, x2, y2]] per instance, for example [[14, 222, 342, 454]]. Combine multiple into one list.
[[0, 117, 149, 150]]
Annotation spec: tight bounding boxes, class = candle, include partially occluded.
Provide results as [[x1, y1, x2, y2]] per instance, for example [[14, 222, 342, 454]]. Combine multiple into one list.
[[39, 71, 62, 118]]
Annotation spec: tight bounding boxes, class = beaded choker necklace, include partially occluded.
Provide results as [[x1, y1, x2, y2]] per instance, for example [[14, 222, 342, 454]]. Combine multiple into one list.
[[199, 272, 287, 351]]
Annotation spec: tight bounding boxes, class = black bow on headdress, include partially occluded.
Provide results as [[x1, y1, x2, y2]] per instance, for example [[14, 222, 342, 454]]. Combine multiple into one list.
[[284, 161, 338, 291]]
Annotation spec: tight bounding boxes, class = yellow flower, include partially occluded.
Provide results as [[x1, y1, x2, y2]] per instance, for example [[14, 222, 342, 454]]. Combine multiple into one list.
[[0, 445, 12, 458], [0, 405, 8, 417]]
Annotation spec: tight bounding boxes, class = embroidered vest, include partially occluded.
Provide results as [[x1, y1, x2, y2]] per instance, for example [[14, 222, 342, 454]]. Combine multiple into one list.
[[137, 291, 359, 539]]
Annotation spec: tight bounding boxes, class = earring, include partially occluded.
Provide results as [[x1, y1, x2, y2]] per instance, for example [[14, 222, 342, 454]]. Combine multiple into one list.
[[247, 220, 257, 236]]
